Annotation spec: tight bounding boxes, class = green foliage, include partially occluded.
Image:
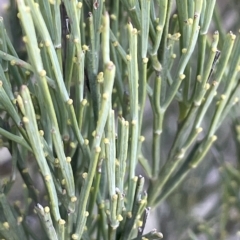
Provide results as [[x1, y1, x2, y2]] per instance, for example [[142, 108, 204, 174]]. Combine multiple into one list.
[[0, 0, 240, 239]]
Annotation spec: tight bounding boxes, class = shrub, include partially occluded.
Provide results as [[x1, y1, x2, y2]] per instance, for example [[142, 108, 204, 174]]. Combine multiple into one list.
[[0, 0, 239, 239]]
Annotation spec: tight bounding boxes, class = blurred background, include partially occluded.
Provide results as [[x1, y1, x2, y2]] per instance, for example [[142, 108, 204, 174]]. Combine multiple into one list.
[[1, 1, 240, 239]]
